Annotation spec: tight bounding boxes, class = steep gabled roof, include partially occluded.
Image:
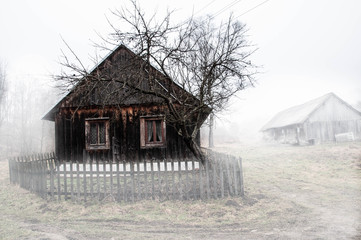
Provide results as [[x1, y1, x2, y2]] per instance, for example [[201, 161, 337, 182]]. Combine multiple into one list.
[[42, 44, 201, 121], [261, 92, 361, 131]]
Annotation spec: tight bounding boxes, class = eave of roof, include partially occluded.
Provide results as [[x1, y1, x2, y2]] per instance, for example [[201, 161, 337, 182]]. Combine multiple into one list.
[[42, 43, 208, 121]]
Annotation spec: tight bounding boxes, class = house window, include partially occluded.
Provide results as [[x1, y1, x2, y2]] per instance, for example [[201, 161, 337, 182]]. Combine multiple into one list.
[[140, 116, 166, 148], [85, 118, 110, 150]]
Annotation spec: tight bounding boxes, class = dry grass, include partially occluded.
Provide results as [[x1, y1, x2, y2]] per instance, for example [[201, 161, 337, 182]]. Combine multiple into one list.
[[0, 142, 360, 239]]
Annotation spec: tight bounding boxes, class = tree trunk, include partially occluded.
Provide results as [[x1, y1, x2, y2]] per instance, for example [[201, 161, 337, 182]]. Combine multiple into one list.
[[208, 113, 214, 148], [183, 136, 206, 166]]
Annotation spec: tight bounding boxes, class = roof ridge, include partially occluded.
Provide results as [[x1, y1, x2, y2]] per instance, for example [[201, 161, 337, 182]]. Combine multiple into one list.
[[260, 92, 337, 131]]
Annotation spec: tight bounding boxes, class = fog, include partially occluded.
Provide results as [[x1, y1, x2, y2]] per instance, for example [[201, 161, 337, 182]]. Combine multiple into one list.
[[1, 0, 361, 155], [1, 2, 361, 239]]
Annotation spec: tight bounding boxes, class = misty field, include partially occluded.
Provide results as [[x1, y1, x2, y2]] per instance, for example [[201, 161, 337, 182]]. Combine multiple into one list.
[[0, 142, 360, 239]]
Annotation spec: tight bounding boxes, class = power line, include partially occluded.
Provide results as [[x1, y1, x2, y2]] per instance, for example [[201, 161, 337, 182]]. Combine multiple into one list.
[[193, 0, 269, 24], [211, 0, 244, 19], [236, 0, 271, 18], [192, 0, 218, 16]]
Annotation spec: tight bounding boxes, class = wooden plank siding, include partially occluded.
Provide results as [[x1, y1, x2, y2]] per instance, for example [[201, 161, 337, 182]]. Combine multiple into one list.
[[262, 93, 361, 144], [55, 105, 197, 162]]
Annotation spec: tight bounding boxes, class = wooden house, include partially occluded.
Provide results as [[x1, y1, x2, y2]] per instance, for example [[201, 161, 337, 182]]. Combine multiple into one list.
[[43, 45, 208, 161], [261, 93, 361, 144]]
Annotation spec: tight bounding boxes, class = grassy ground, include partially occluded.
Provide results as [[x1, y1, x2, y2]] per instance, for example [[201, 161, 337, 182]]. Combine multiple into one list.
[[0, 142, 360, 239]]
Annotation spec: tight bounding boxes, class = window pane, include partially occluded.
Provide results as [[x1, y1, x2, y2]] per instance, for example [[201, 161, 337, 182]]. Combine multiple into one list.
[[147, 120, 153, 142], [155, 120, 162, 142], [90, 123, 98, 144], [99, 122, 105, 144]]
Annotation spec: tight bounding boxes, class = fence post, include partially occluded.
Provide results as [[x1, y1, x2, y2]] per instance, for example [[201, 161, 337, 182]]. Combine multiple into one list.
[[102, 155, 107, 201], [143, 158, 148, 200], [232, 157, 239, 196], [150, 158, 155, 200], [157, 159, 162, 201], [205, 159, 211, 200], [219, 160, 224, 198], [83, 150, 87, 202], [212, 159, 218, 199], [225, 156, 233, 196], [96, 153, 101, 200], [8, 158, 12, 184], [116, 158, 121, 202], [171, 158, 175, 199], [130, 160, 135, 202], [89, 153, 93, 200], [178, 158, 182, 200], [56, 155, 61, 201], [191, 158, 196, 199], [69, 156, 74, 201], [63, 155, 68, 200], [76, 157, 80, 201], [39, 154, 45, 198], [199, 161, 204, 200], [9, 158, 14, 184], [164, 159, 169, 200], [110, 156, 114, 199], [136, 159, 141, 201], [49, 153, 55, 200], [238, 157, 244, 196], [123, 159, 128, 202]]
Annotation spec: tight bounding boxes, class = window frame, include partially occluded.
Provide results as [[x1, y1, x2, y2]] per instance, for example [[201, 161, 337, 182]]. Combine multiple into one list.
[[85, 117, 110, 150], [140, 116, 166, 148]]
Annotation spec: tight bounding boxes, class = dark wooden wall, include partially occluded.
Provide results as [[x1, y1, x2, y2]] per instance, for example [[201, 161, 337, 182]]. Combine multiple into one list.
[[55, 105, 197, 162]]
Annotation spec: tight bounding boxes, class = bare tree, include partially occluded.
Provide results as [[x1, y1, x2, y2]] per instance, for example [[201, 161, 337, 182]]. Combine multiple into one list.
[[56, 0, 256, 163], [0, 61, 7, 127]]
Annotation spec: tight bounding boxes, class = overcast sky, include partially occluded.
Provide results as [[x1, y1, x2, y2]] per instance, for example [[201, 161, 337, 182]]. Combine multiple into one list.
[[1, 0, 361, 142]]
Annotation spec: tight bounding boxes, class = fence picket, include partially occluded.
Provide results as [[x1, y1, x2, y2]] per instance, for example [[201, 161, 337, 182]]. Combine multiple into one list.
[[130, 160, 135, 202], [56, 157, 61, 201], [171, 158, 175, 199], [144, 158, 148, 200], [9, 150, 244, 203], [225, 157, 233, 196], [70, 157, 74, 201], [212, 160, 218, 199], [232, 158, 238, 196], [150, 158, 155, 200], [238, 158, 244, 196], [157, 159, 162, 200], [117, 158, 121, 202], [50, 154, 55, 200], [103, 157, 106, 201], [178, 159, 182, 200], [83, 151, 87, 202], [96, 155, 100, 200], [191, 159, 196, 199], [199, 162, 203, 200], [40, 156, 46, 199], [89, 153, 94, 198], [136, 159, 141, 201], [123, 159, 128, 202], [76, 159, 80, 201], [205, 160, 210, 200], [219, 160, 224, 198], [110, 158, 114, 198], [184, 159, 189, 200], [164, 160, 168, 200]]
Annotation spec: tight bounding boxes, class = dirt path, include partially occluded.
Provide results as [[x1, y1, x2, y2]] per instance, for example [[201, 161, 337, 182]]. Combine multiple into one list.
[[1, 143, 360, 239], [276, 180, 361, 239]]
